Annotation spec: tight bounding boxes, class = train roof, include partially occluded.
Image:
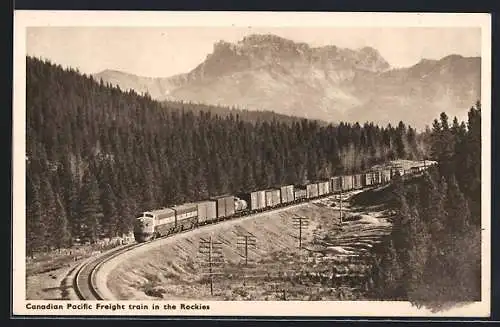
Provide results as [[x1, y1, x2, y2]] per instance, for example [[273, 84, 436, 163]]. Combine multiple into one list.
[[210, 194, 234, 200], [196, 200, 216, 204], [171, 202, 198, 211], [144, 208, 175, 215]]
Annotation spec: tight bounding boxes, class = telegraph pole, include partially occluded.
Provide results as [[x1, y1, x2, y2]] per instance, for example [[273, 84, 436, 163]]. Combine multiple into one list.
[[339, 186, 343, 224], [237, 233, 256, 266], [292, 216, 310, 249], [198, 236, 224, 296]]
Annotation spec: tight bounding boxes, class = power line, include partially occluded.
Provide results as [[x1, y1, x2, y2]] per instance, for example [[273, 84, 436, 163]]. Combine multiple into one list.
[[236, 233, 256, 266], [198, 236, 224, 296], [339, 186, 343, 224], [292, 216, 310, 249]]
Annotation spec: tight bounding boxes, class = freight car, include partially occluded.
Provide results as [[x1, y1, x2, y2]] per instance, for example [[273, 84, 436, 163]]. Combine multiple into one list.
[[280, 185, 294, 205], [341, 175, 354, 191], [211, 195, 236, 220], [197, 201, 217, 225], [264, 189, 278, 208], [353, 174, 363, 189], [238, 190, 266, 212], [294, 187, 307, 202], [317, 181, 330, 197], [306, 183, 319, 199], [331, 176, 342, 193], [381, 169, 392, 183], [372, 171, 382, 185], [134, 163, 430, 243], [364, 173, 374, 186]]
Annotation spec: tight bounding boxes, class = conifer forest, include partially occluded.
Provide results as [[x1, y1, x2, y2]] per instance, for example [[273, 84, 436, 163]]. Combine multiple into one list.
[[369, 105, 482, 304], [25, 56, 482, 302]]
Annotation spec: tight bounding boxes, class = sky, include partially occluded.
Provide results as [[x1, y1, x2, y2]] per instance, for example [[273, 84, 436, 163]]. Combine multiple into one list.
[[26, 27, 481, 78]]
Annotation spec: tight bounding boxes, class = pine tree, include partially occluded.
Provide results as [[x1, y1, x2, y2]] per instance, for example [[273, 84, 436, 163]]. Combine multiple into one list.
[[117, 186, 133, 237], [445, 174, 470, 234], [377, 239, 405, 300], [241, 161, 256, 191], [52, 193, 71, 249], [77, 171, 103, 244], [100, 183, 119, 238], [26, 175, 46, 256], [406, 205, 430, 300], [40, 176, 59, 250]]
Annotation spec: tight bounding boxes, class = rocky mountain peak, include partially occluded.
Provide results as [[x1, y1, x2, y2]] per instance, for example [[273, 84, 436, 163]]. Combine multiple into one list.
[[204, 34, 390, 74], [93, 35, 479, 130]]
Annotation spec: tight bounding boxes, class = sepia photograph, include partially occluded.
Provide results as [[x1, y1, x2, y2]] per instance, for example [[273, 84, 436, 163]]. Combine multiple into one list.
[[12, 11, 491, 317]]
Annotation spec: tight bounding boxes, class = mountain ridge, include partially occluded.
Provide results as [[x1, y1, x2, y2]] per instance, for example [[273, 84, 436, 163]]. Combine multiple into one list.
[[93, 34, 480, 129]]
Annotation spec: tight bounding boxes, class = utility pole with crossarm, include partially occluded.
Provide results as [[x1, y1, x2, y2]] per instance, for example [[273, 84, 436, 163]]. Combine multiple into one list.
[[198, 236, 224, 296]]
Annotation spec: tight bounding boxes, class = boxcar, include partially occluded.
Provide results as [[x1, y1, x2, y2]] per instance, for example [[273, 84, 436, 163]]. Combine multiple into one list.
[[381, 169, 392, 183], [294, 188, 307, 201], [341, 175, 353, 191], [317, 181, 330, 196], [364, 173, 374, 186], [331, 176, 342, 193], [265, 190, 273, 208], [197, 201, 217, 225], [372, 171, 382, 185], [271, 189, 281, 207], [306, 183, 319, 199], [280, 185, 295, 204], [225, 196, 235, 217], [324, 180, 331, 194], [353, 174, 363, 189], [211, 195, 235, 219], [239, 190, 266, 211], [265, 189, 281, 208]]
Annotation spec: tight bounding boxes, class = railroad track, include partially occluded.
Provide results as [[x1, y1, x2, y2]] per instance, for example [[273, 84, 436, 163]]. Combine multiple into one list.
[[73, 243, 142, 300], [71, 201, 309, 300]]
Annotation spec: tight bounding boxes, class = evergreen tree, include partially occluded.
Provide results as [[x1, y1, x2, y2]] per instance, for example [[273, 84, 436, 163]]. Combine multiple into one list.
[[100, 183, 119, 238], [40, 176, 59, 250], [26, 175, 46, 256], [406, 205, 430, 300], [77, 171, 103, 243], [445, 174, 470, 234], [51, 193, 71, 249]]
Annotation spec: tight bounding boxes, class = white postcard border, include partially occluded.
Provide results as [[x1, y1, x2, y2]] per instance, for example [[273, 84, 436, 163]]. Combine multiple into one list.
[[12, 11, 492, 317]]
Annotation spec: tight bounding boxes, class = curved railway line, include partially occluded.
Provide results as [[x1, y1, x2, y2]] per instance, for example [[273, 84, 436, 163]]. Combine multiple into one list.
[[72, 199, 316, 300], [73, 243, 142, 300], [72, 169, 426, 300]]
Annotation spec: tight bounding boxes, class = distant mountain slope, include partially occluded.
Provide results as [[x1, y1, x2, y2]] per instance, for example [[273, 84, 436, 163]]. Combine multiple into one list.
[[94, 34, 480, 129]]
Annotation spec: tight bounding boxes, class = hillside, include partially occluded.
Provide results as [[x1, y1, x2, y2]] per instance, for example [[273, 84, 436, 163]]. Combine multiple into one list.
[[94, 34, 480, 129], [102, 194, 393, 301]]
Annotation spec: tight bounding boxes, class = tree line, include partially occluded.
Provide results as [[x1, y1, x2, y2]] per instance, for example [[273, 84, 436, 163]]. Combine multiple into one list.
[[26, 56, 426, 255], [370, 104, 481, 306]]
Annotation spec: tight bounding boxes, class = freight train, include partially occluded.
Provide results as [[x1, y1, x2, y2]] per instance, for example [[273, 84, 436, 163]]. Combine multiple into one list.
[[133, 161, 434, 242]]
